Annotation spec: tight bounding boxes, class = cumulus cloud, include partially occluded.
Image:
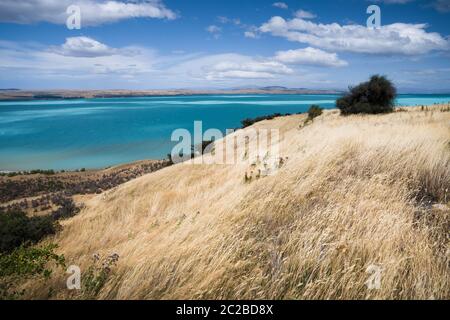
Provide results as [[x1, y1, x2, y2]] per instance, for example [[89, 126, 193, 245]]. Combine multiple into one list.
[[0, 39, 298, 86], [149, 53, 295, 82], [260, 16, 450, 55], [273, 2, 288, 9], [175, 48, 346, 81], [274, 47, 348, 67], [0, 37, 155, 84], [293, 10, 316, 19], [206, 58, 293, 79], [0, 35, 349, 89], [50, 37, 131, 57], [0, 0, 176, 26]]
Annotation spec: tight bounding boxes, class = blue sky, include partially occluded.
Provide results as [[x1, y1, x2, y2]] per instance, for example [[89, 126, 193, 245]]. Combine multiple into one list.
[[0, 0, 449, 92]]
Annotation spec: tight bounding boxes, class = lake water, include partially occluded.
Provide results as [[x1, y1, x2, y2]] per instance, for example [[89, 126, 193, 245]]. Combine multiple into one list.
[[1, 94, 449, 171]]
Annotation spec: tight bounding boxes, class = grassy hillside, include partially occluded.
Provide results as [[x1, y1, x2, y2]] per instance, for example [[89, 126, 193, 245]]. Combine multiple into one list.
[[29, 106, 450, 300]]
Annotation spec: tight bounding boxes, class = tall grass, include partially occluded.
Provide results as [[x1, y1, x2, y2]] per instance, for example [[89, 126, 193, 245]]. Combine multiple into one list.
[[28, 106, 449, 300]]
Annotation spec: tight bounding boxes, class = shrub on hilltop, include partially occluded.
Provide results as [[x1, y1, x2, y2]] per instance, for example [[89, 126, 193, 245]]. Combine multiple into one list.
[[337, 75, 397, 115], [307, 105, 323, 121]]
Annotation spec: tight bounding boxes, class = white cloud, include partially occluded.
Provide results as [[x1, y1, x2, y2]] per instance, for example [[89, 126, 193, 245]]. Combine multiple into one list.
[[272, 2, 288, 9], [206, 58, 293, 79], [274, 47, 348, 67], [156, 53, 295, 82], [156, 53, 338, 88], [293, 10, 316, 19], [217, 16, 241, 25], [260, 16, 450, 55], [0, 37, 155, 84], [244, 31, 259, 39], [51, 37, 130, 57], [0, 39, 300, 87], [206, 25, 222, 33], [208, 70, 275, 79], [0, 0, 176, 26], [206, 25, 222, 39], [2, 37, 449, 91]]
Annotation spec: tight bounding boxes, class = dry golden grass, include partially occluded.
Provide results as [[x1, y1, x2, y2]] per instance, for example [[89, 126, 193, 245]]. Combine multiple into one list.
[[30, 106, 450, 300]]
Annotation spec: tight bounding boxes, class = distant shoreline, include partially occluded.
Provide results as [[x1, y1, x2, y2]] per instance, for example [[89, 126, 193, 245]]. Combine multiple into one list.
[[1, 90, 450, 103], [0, 88, 344, 102]]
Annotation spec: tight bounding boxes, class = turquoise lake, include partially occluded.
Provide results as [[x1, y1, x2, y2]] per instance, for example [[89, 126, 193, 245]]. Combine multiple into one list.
[[1, 94, 450, 171]]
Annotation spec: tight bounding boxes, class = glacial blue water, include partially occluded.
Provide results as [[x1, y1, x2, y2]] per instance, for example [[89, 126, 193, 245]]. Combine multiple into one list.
[[0, 94, 449, 171]]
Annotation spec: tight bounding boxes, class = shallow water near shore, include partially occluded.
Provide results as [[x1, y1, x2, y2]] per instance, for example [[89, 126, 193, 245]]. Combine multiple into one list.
[[1, 94, 449, 171]]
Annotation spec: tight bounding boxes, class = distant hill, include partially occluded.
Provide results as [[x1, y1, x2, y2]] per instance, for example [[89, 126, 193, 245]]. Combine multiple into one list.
[[0, 88, 343, 101], [259, 86, 290, 91]]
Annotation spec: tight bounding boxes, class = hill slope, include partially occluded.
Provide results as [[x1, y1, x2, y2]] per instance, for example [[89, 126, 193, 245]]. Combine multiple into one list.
[[34, 107, 450, 299]]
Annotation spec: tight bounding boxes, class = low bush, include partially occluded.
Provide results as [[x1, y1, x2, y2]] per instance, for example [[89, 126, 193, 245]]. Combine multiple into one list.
[[0, 243, 65, 299], [307, 105, 323, 121], [337, 75, 397, 115], [0, 169, 57, 177], [240, 112, 303, 128], [241, 113, 283, 128], [50, 198, 80, 220], [82, 253, 119, 299], [0, 211, 57, 253]]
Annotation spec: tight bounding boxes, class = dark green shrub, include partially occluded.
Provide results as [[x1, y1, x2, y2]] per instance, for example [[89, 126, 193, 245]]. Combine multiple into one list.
[[50, 198, 80, 220], [241, 113, 283, 128], [240, 111, 304, 129], [337, 75, 397, 115], [0, 211, 57, 253], [307, 105, 323, 121], [29, 169, 55, 175]]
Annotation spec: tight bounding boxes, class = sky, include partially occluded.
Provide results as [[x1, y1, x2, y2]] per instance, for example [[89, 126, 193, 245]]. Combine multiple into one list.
[[0, 0, 449, 92]]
